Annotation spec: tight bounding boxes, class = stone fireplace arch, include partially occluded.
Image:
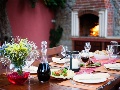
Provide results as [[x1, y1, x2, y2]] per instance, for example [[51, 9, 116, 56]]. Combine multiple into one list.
[[71, 9, 108, 37]]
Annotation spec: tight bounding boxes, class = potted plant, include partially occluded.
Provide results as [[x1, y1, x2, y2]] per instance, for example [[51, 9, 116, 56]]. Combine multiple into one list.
[[49, 26, 63, 48]]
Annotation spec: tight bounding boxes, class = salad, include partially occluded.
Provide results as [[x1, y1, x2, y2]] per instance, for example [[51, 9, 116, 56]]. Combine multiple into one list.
[[80, 62, 101, 67], [52, 68, 68, 77]]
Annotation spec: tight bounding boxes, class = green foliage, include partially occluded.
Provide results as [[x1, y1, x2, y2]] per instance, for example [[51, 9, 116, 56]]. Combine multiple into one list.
[[49, 26, 63, 48], [44, 0, 66, 10], [29, 0, 66, 9]]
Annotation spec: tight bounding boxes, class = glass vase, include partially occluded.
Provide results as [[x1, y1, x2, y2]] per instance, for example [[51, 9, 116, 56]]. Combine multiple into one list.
[[7, 64, 29, 85]]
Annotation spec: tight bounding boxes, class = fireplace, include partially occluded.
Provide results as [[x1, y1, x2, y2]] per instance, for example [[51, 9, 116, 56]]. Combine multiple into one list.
[[71, 0, 120, 52], [80, 14, 99, 37], [71, 0, 114, 37], [71, 9, 109, 37]]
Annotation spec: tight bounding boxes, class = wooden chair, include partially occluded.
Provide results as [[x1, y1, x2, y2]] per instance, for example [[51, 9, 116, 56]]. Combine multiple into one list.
[[47, 45, 63, 57], [32, 45, 63, 66]]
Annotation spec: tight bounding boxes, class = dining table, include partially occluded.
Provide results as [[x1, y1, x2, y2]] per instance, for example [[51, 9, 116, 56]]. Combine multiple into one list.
[[0, 58, 120, 90]]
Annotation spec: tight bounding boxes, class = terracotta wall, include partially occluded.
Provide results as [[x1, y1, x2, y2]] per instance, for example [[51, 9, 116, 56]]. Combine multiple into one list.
[[6, 0, 54, 48]]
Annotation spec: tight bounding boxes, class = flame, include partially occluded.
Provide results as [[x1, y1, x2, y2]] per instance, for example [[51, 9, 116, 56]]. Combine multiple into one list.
[[90, 25, 99, 37]]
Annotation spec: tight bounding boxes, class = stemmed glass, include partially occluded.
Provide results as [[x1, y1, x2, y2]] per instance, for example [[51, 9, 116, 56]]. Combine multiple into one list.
[[81, 50, 89, 73], [84, 42, 91, 52], [25, 45, 39, 86], [61, 46, 69, 68], [61, 46, 68, 56], [84, 42, 91, 63], [110, 41, 118, 58], [106, 45, 114, 60]]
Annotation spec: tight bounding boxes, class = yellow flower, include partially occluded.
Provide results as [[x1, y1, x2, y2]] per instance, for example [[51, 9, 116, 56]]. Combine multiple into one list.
[[0, 36, 39, 75]]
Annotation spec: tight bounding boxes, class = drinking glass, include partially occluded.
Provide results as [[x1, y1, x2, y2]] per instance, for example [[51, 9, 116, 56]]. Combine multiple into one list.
[[81, 50, 89, 73], [84, 42, 91, 52], [26, 50, 39, 86], [106, 45, 114, 60], [61, 46, 69, 68], [61, 46, 68, 56], [110, 41, 118, 58]]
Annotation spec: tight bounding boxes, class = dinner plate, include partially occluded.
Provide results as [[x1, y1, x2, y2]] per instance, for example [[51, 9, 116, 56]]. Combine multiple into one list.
[[51, 69, 75, 79], [73, 73, 109, 83], [74, 77, 107, 83], [52, 57, 70, 64], [23, 66, 38, 74], [104, 63, 120, 70]]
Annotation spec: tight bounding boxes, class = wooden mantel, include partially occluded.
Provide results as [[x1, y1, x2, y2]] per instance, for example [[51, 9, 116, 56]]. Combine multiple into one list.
[[71, 37, 120, 52]]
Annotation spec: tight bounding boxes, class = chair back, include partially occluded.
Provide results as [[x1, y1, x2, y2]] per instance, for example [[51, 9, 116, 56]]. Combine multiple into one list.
[[47, 45, 63, 57], [32, 45, 63, 66]]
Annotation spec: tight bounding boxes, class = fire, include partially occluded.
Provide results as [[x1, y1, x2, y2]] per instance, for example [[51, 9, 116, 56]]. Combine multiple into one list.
[[90, 25, 99, 37]]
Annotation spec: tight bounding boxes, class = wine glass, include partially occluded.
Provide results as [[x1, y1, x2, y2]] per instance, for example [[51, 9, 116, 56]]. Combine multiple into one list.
[[110, 41, 118, 58], [84, 42, 91, 52], [81, 50, 89, 73], [106, 45, 114, 60], [25, 50, 39, 86], [61, 46, 69, 68], [61, 46, 68, 56]]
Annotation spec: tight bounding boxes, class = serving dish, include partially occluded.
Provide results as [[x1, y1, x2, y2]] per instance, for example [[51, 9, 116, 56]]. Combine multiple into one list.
[[93, 50, 109, 60], [94, 53, 109, 60]]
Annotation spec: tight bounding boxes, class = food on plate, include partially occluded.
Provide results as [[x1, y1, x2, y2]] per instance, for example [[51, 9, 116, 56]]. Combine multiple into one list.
[[94, 50, 109, 60], [52, 68, 67, 77], [87, 62, 101, 67], [80, 63, 85, 67], [94, 50, 108, 55], [51, 68, 75, 79], [80, 60, 101, 67]]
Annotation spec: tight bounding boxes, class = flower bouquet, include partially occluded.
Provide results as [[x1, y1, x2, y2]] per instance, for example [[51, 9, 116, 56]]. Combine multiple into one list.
[[0, 36, 39, 84]]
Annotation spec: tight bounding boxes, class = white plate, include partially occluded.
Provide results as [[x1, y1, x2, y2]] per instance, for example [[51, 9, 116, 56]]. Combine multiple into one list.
[[73, 73, 109, 83], [51, 69, 75, 79], [104, 63, 120, 70], [52, 57, 69, 64], [94, 53, 109, 60], [74, 78, 107, 83], [23, 66, 38, 74]]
